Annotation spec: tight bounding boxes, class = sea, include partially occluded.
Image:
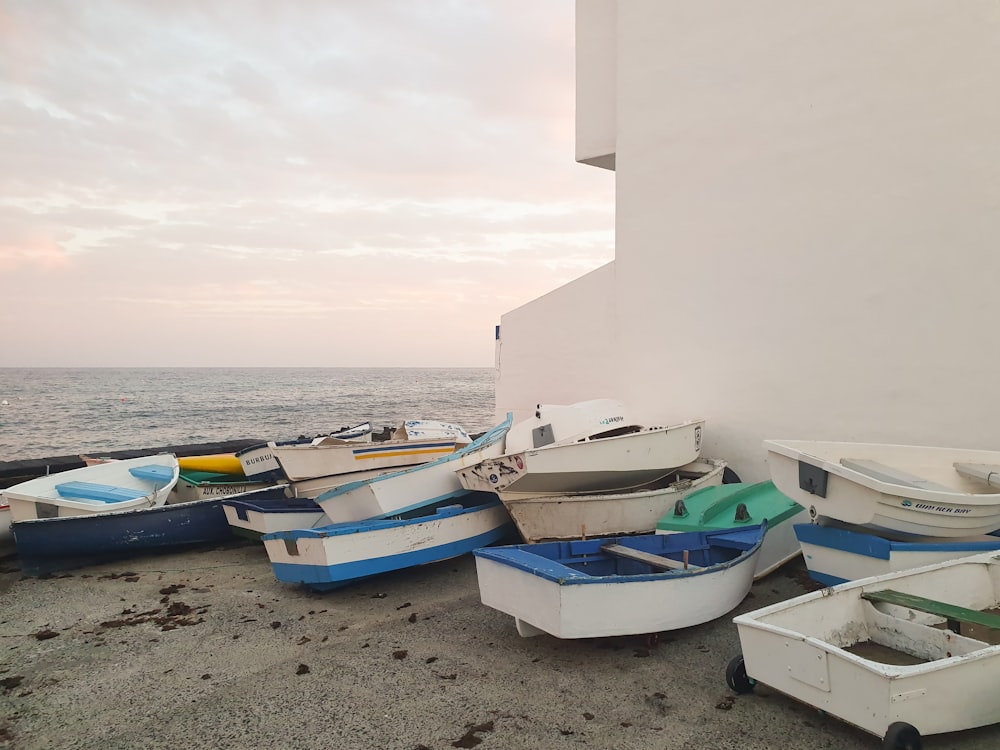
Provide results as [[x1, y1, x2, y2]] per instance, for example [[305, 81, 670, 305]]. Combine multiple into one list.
[[0, 368, 497, 463]]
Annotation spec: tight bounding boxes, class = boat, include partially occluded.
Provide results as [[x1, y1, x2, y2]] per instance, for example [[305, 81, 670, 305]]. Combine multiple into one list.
[[456, 401, 705, 499], [794, 521, 1000, 587], [262, 494, 515, 591], [222, 489, 328, 539], [8, 484, 282, 575], [80, 455, 115, 466], [656, 480, 807, 579], [283, 467, 403, 499], [236, 422, 375, 480], [764, 439, 1000, 538], [502, 398, 637, 453], [0, 498, 12, 554], [473, 522, 766, 639], [2, 454, 180, 522], [240, 420, 470, 482], [176, 453, 245, 475], [727, 550, 1000, 749], [315, 414, 512, 524], [497, 457, 727, 543], [221, 465, 418, 538], [171, 470, 277, 502]]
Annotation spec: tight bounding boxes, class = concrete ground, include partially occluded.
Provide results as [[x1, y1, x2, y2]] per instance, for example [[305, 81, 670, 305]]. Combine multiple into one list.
[[2, 541, 999, 750]]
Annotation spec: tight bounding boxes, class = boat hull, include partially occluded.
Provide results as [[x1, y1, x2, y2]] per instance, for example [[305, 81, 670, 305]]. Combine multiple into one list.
[[263, 497, 514, 590], [765, 439, 1000, 537], [794, 522, 1000, 586], [11, 496, 235, 575], [656, 481, 807, 579], [474, 524, 765, 638], [732, 551, 1000, 740], [457, 419, 705, 499], [498, 458, 726, 543]]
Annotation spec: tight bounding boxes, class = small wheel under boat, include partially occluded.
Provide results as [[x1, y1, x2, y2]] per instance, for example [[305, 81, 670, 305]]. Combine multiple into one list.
[[725, 654, 756, 694], [722, 467, 742, 484], [882, 722, 921, 750]]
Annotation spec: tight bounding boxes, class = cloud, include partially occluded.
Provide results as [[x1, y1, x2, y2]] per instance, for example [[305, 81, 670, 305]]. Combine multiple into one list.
[[0, 0, 615, 366]]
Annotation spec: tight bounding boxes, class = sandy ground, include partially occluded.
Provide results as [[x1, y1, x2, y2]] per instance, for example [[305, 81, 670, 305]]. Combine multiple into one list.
[[2, 542, 1000, 750]]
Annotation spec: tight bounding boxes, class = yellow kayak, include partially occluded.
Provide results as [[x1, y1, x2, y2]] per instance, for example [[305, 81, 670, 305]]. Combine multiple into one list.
[[177, 453, 245, 476]]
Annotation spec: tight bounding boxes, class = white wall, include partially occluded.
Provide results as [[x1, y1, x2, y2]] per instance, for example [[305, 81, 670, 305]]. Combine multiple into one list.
[[495, 262, 619, 426], [575, 0, 617, 169], [497, 1, 1000, 482], [614, 1, 1000, 479]]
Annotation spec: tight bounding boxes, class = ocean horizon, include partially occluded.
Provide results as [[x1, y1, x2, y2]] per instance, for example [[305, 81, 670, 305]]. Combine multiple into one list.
[[0, 367, 497, 462]]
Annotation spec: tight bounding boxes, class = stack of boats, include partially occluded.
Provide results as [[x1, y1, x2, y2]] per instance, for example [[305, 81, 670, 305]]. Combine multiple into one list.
[[458, 400, 809, 640], [764, 439, 1000, 586], [258, 415, 515, 590], [222, 419, 472, 537], [727, 439, 1000, 749], [0, 398, 814, 640], [0, 454, 204, 573]]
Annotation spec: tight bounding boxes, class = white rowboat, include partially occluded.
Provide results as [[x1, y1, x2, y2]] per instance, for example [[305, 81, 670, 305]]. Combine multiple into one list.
[[498, 457, 726, 543], [474, 522, 765, 639], [2, 455, 180, 522], [456, 418, 705, 500], [765, 439, 1000, 538], [729, 551, 1000, 747], [794, 521, 1000, 587]]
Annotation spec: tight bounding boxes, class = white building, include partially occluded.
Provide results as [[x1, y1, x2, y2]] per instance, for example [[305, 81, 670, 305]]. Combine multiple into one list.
[[495, 0, 1000, 482]]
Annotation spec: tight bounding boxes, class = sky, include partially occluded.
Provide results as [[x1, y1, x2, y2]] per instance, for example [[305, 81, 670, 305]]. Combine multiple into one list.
[[0, 1, 615, 368]]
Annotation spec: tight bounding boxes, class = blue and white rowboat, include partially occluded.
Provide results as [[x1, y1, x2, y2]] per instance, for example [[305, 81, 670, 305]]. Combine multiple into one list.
[[262, 494, 515, 591], [794, 522, 1000, 586]]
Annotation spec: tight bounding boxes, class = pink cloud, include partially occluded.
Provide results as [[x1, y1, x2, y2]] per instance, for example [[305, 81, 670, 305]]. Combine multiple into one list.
[[0, 236, 71, 272]]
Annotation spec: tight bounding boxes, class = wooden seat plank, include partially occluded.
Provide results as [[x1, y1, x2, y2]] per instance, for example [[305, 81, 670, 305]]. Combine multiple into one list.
[[600, 543, 701, 571]]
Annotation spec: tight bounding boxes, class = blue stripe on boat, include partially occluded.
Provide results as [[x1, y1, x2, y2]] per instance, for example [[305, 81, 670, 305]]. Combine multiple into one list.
[[269, 524, 512, 590], [794, 523, 1000, 557]]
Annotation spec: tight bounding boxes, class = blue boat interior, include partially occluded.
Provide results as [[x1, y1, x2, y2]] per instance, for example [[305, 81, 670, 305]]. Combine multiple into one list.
[[474, 523, 766, 583], [128, 464, 175, 483], [223, 493, 321, 520], [54, 481, 148, 503]]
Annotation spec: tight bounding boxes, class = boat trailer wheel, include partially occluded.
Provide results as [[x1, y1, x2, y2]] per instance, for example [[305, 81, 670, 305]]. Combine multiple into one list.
[[882, 722, 921, 750], [725, 654, 756, 694]]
